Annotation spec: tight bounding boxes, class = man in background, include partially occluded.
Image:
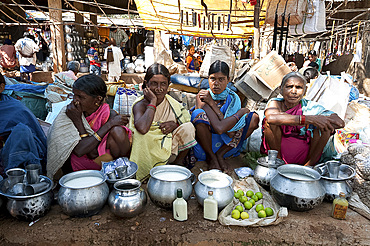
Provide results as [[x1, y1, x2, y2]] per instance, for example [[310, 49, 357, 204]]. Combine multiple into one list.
[[14, 33, 39, 81]]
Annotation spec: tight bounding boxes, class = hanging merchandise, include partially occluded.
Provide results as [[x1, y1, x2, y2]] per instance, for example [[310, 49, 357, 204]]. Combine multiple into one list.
[[218, 16, 221, 31], [289, 0, 326, 35], [186, 12, 189, 26], [250, 0, 257, 6], [265, 0, 308, 26], [192, 10, 197, 27]]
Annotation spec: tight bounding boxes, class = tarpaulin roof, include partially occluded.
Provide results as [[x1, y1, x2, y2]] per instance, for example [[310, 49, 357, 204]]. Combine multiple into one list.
[[134, 0, 267, 38]]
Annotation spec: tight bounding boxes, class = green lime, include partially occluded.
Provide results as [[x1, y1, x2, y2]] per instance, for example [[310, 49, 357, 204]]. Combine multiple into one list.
[[239, 195, 248, 204], [237, 189, 244, 196], [244, 201, 253, 210], [231, 209, 241, 219], [265, 207, 274, 217], [255, 192, 263, 200], [248, 198, 255, 206], [241, 211, 249, 220], [235, 205, 244, 213], [258, 210, 267, 218], [234, 192, 241, 199], [246, 190, 254, 197], [251, 195, 259, 202], [255, 204, 264, 213]]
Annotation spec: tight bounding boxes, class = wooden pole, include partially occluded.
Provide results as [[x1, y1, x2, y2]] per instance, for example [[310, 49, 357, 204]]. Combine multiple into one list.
[[73, 2, 84, 36], [362, 18, 370, 78], [253, 0, 260, 59], [48, 0, 66, 72]]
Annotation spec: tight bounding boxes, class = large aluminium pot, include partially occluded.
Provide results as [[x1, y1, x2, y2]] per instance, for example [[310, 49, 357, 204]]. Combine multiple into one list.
[[254, 156, 285, 187], [58, 170, 109, 217], [108, 179, 147, 218], [314, 163, 355, 201], [270, 164, 325, 211], [194, 170, 234, 210], [147, 165, 195, 209], [0, 175, 53, 221]]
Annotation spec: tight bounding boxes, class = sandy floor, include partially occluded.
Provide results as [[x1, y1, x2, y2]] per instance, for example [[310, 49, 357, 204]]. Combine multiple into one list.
[[0, 156, 369, 246]]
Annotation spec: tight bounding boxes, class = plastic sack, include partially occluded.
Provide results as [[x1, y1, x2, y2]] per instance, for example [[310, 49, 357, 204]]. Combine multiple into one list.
[[199, 44, 235, 80], [289, 0, 326, 35], [218, 177, 288, 227], [113, 88, 138, 116]]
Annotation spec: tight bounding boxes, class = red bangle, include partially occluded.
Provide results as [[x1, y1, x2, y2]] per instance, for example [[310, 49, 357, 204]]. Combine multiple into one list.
[[300, 115, 306, 125], [147, 104, 156, 110]]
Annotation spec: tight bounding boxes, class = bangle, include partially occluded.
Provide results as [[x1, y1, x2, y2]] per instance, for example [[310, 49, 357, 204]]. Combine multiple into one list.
[[301, 115, 306, 125], [147, 104, 156, 110], [93, 132, 102, 142], [232, 114, 240, 121], [79, 133, 89, 138]]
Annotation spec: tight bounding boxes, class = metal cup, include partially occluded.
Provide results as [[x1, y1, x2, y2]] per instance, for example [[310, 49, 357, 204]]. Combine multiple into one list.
[[6, 168, 26, 188], [268, 150, 279, 164], [106, 171, 117, 180], [24, 182, 49, 195], [326, 161, 341, 179], [25, 164, 41, 184], [115, 166, 128, 179], [11, 183, 25, 196]]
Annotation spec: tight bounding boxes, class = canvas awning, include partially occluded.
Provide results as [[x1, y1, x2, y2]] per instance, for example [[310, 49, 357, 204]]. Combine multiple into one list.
[[134, 0, 267, 38]]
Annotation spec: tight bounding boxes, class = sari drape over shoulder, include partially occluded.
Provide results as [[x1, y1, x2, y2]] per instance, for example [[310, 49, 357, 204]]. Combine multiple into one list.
[[129, 95, 197, 181]]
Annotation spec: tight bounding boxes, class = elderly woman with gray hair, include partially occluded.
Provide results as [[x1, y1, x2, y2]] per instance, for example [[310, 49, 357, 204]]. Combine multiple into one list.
[[260, 72, 345, 166], [53, 61, 80, 88]]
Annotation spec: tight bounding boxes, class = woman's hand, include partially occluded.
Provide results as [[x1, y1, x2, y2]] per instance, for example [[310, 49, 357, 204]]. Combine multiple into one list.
[[109, 114, 129, 127], [159, 121, 178, 135], [66, 101, 83, 123], [306, 115, 336, 132], [143, 88, 157, 105], [198, 89, 214, 105]]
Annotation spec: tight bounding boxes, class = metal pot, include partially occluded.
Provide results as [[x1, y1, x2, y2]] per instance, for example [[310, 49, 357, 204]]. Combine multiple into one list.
[[65, 34, 73, 43], [254, 156, 285, 187], [0, 176, 54, 221], [147, 165, 195, 209], [194, 170, 234, 210], [270, 164, 325, 211], [66, 43, 75, 52], [64, 25, 73, 34], [108, 179, 147, 218], [314, 163, 355, 201], [126, 63, 136, 74], [58, 170, 109, 217], [105, 161, 138, 189]]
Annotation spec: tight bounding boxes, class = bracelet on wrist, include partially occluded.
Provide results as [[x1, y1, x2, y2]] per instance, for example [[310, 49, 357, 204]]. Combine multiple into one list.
[[232, 114, 240, 121], [301, 115, 306, 125], [147, 104, 156, 110], [93, 132, 102, 142], [79, 133, 89, 138]]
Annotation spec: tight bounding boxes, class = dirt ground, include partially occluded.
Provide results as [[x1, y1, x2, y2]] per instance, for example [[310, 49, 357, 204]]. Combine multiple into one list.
[[0, 156, 369, 246]]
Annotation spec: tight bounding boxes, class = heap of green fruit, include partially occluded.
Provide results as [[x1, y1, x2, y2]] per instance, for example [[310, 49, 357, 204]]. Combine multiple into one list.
[[231, 189, 274, 220]]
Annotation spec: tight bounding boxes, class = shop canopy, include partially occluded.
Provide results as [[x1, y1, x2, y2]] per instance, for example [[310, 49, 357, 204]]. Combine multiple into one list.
[[134, 0, 267, 39]]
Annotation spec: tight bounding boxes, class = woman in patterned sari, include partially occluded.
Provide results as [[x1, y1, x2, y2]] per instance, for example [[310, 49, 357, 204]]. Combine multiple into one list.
[[191, 60, 260, 172]]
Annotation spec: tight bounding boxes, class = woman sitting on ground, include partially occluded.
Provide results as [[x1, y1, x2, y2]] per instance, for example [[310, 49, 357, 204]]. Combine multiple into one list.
[[191, 60, 260, 172], [53, 61, 80, 87], [47, 74, 131, 179], [260, 72, 345, 166], [129, 63, 197, 181]]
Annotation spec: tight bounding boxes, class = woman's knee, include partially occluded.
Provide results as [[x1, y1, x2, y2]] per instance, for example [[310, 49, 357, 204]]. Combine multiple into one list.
[[250, 113, 260, 130], [108, 126, 128, 142]]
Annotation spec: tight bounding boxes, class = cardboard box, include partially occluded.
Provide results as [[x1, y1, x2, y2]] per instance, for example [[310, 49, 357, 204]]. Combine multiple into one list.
[[249, 51, 291, 90], [234, 73, 273, 101]]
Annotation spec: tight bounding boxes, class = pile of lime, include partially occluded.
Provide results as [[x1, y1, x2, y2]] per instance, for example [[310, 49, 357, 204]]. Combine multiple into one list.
[[231, 189, 274, 220]]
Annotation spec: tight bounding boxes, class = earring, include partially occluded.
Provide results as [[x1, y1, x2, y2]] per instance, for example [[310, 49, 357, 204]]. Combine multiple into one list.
[[95, 103, 99, 106]]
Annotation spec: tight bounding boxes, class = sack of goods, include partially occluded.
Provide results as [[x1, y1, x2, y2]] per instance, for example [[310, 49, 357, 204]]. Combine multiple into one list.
[[113, 88, 138, 115]]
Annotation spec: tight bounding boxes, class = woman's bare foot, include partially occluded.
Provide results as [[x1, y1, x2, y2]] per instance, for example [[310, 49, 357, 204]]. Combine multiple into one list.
[[208, 158, 222, 170], [217, 155, 233, 174]]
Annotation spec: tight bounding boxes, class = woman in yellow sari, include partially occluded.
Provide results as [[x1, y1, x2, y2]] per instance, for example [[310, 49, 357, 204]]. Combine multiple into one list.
[[129, 63, 196, 181]]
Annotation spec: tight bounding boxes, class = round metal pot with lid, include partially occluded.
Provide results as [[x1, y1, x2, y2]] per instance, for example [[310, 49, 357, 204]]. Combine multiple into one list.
[[194, 170, 234, 210], [108, 179, 147, 218], [270, 164, 325, 211], [314, 163, 355, 201], [58, 170, 109, 217], [147, 165, 195, 209], [254, 156, 285, 187], [0, 175, 53, 221]]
